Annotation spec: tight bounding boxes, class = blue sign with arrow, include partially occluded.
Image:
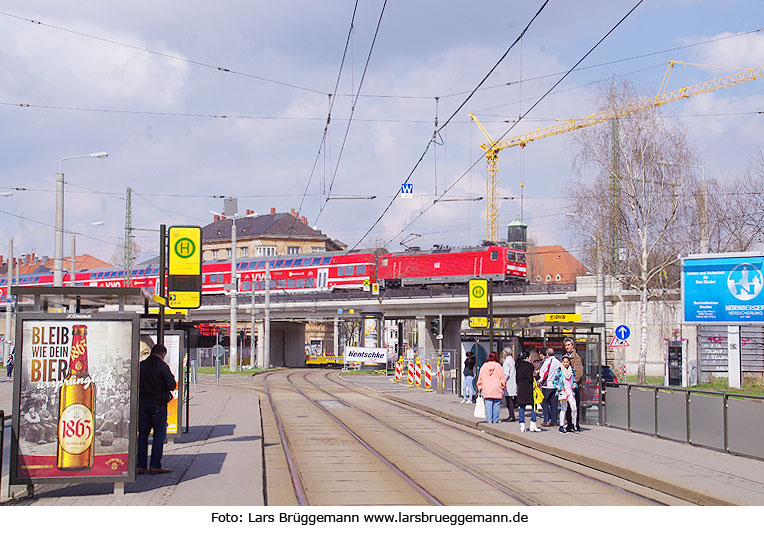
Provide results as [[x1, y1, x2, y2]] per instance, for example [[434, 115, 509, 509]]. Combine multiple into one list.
[[615, 324, 631, 340]]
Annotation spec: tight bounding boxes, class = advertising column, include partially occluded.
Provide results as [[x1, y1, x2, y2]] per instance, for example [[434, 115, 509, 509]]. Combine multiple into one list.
[[11, 314, 139, 484]]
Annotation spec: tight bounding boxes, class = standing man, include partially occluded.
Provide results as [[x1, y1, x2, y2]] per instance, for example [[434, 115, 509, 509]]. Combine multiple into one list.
[[563, 338, 584, 432], [461, 351, 476, 404], [539, 347, 561, 427], [137, 344, 176, 475]]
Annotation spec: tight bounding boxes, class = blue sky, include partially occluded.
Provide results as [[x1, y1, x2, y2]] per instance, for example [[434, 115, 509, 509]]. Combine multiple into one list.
[[1, 1, 763, 264]]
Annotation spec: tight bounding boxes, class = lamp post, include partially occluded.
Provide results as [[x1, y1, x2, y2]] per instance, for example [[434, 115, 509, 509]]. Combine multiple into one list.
[[69, 221, 104, 287], [55, 152, 108, 287], [212, 198, 240, 372]]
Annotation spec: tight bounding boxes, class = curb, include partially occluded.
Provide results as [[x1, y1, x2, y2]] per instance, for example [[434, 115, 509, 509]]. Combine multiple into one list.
[[386, 394, 737, 507]]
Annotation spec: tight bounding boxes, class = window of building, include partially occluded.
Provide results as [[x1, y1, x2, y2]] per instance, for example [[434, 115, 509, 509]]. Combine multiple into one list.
[[287, 246, 300, 255], [256, 246, 276, 257], [311, 247, 325, 253], [240, 247, 248, 257], [555, 274, 562, 282], [536, 275, 542, 282], [545, 274, 552, 282], [212, 250, 218, 260], [225, 248, 232, 259]]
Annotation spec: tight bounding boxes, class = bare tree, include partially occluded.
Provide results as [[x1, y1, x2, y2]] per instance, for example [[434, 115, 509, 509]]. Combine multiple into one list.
[[567, 81, 699, 383], [706, 154, 764, 252]]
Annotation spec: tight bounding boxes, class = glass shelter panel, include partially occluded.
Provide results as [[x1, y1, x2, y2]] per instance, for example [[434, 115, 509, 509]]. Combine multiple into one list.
[[727, 397, 764, 460], [629, 388, 655, 435]]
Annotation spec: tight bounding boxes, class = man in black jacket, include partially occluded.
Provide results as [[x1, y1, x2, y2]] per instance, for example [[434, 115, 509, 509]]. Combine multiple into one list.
[[137, 344, 176, 474]]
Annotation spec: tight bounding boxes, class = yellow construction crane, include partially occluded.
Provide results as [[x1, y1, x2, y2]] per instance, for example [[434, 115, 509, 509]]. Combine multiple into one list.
[[470, 61, 764, 243]]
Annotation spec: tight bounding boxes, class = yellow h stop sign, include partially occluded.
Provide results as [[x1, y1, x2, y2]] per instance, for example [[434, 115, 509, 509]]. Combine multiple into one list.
[[168, 226, 202, 309]]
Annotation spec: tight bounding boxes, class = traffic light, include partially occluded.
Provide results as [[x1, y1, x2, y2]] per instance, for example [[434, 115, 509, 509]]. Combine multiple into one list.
[[430, 318, 440, 337]]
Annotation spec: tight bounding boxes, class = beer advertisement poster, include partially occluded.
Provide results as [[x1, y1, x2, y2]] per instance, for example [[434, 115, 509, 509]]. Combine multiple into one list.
[[11, 314, 139, 483]]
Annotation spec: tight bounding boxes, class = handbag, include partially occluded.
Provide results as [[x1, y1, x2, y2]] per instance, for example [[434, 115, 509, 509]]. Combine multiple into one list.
[[473, 394, 485, 419], [533, 379, 544, 413]]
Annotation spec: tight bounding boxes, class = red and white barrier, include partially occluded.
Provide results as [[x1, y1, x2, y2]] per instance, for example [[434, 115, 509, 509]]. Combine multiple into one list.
[[407, 361, 415, 386], [393, 360, 403, 382]]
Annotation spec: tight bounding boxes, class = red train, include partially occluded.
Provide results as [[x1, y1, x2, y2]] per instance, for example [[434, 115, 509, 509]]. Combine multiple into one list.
[[0, 245, 526, 301]]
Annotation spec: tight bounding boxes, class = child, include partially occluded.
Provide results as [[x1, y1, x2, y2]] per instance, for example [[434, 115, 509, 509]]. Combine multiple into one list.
[[553, 355, 578, 433]]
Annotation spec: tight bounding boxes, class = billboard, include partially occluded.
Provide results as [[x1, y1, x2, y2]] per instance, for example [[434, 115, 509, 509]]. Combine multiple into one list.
[[683, 253, 764, 324], [140, 332, 184, 435], [11, 313, 139, 484]]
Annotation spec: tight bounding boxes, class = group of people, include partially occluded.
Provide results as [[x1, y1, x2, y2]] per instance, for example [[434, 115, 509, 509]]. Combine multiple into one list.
[[462, 338, 583, 434]]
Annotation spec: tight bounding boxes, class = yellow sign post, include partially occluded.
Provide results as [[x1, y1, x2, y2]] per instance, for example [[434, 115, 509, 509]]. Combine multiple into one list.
[[468, 279, 489, 329], [168, 226, 202, 309]]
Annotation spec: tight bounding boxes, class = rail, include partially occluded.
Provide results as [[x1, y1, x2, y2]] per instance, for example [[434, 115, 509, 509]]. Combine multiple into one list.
[[604, 383, 764, 461]]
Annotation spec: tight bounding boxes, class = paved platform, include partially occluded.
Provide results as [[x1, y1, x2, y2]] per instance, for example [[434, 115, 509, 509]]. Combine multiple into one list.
[[342, 374, 764, 506], [1, 376, 263, 506], [3, 372, 764, 506]]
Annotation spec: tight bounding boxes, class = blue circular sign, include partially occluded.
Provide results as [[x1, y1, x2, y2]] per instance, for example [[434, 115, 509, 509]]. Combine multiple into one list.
[[615, 325, 631, 340]]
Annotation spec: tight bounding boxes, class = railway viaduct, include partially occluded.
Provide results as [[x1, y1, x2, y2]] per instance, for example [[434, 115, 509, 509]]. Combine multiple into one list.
[[189, 285, 581, 367]]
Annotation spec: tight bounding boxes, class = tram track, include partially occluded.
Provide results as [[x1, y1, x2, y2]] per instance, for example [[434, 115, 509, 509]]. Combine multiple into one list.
[[320, 371, 679, 506], [256, 369, 688, 506]]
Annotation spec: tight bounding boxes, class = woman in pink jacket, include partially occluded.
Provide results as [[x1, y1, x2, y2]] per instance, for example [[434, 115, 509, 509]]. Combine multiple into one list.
[[477, 352, 507, 423]]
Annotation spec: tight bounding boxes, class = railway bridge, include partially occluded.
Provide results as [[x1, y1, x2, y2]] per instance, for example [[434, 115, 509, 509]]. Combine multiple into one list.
[[189, 284, 581, 367]]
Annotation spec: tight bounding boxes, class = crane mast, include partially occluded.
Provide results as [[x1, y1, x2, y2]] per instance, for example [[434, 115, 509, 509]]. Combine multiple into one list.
[[471, 61, 764, 243]]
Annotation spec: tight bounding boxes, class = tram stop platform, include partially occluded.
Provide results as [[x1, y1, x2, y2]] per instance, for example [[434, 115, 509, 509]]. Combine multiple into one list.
[[342, 374, 764, 506], [1, 375, 264, 506], [2, 371, 764, 506]]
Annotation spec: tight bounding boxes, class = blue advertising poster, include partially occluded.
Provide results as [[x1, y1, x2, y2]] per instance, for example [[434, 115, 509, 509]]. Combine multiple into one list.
[[683, 254, 764, 323]]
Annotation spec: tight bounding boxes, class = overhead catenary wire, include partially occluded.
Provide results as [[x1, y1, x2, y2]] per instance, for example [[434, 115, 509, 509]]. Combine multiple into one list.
[[314, 0, 389, 225], [372, 0, 648, 250], [0, 10, 327, 95], [347, 0, 553, 251]]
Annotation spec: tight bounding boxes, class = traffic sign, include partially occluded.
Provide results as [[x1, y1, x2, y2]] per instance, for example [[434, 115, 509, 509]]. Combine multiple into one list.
[[609, 335, 629, 348], [168, 226, 202, 309], [401, 183, 414, 198], [372, 283, 380, 295], [615, 324, 631, 340]]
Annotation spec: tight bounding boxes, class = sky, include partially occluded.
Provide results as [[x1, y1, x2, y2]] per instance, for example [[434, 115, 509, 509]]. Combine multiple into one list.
[[1, 0, 764, 266]]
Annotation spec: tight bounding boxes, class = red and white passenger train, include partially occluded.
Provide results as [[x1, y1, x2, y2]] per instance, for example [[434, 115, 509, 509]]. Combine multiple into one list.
[[0, 245, 526, 302]]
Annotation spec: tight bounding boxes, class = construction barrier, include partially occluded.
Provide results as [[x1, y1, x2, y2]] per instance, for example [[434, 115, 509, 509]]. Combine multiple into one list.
[[393, 360, 403, 382], [414, 361, 422, 388], [407, 361, 415, 386], [423, 363, 433, 391]]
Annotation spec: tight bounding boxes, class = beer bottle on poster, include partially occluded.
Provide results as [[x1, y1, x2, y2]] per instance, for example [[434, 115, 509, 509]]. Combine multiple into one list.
[[57, 324, 95, 470]]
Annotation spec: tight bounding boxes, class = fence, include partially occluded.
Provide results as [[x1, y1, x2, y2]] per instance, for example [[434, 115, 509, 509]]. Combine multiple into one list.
[[605, 383, 764, 460]]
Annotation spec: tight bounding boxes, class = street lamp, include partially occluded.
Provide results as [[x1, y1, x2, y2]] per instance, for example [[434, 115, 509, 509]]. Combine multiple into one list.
[[69, 221, 104, 287], [55, 152, 108, 287]]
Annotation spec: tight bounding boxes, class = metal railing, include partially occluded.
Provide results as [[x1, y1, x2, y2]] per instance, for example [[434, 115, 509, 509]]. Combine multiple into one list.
[[604, 383, 764, 460]]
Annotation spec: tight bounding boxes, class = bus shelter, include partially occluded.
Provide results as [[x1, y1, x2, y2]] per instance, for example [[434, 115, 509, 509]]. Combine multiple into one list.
[[523, 319, 605, 425], [6, 286, 185, 497]]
